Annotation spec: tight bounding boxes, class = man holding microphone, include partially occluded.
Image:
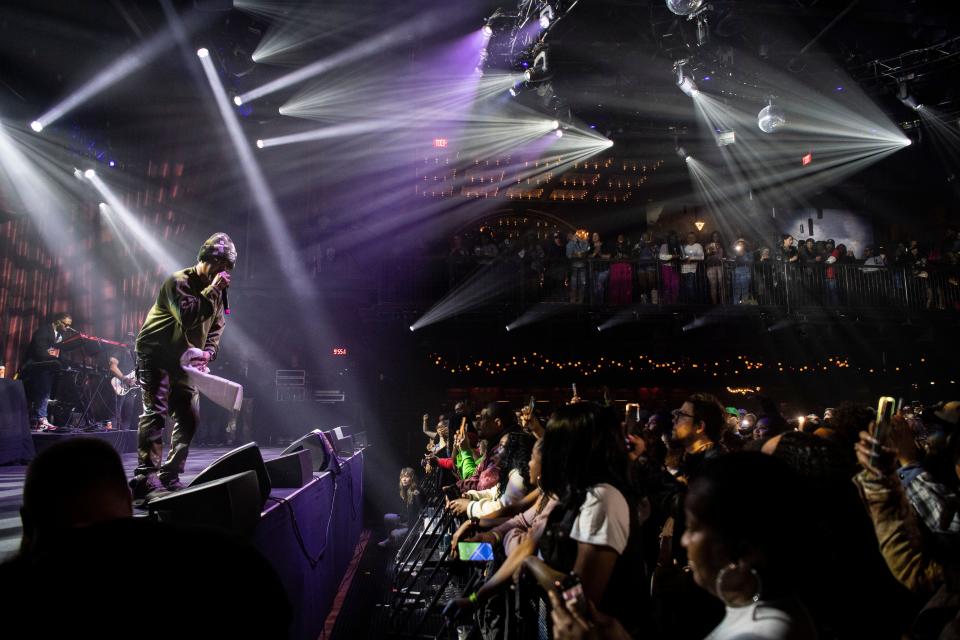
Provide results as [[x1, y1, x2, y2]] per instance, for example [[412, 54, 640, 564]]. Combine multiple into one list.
[[129, 233, 235, 500]]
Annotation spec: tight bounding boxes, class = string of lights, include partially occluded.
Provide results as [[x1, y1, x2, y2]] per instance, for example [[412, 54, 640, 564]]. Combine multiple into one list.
[[428, 353, 955, 387]]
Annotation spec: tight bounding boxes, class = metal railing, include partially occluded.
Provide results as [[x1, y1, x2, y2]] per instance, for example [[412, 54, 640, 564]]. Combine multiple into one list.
[[378, 256, 960, 313], [376, 468, 547, 640]]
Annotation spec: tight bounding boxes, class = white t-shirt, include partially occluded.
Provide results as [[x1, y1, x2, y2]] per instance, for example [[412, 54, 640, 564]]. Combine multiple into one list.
[[682, 243, 704, 274], [704, 598, 817, 640], [569, 483, 630, 555]]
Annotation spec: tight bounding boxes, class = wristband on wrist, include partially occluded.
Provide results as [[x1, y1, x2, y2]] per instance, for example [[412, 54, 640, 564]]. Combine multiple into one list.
[[468, 592, 479, 604]]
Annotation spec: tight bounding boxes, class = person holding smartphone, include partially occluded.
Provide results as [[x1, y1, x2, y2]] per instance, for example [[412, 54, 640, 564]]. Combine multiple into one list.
[[445, 438, 558, 638], [446, 432, 535, 519], [520, 403, 645, 631], [854, 402, 960, 596]]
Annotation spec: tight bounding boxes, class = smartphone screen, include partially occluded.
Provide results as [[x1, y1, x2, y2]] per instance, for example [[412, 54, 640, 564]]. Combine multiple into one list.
[[562, 581, 587, 617], [457, 541, 494, 561], [874, 396, 896, 444]]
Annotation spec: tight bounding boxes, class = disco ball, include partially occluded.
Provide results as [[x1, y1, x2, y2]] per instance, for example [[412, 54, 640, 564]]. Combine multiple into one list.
[[666, 0, 704, 16], [757, 104, 786, 133]]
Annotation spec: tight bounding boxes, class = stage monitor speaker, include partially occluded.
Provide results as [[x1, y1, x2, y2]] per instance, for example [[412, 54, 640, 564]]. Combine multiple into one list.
[[264, 449, 313, 488], [281, 429, 340, 474], [189, 442, 271, 509], [328, 429, 354, 456], [149, 470, 261, 536]]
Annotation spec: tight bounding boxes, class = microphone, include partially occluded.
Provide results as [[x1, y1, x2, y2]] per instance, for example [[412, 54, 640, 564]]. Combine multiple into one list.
[[63, 326, 79, 334], [222, 288, 230, 316]]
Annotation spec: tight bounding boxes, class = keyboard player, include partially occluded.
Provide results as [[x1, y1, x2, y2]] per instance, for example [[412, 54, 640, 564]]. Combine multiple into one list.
[[20, 312, 73, 431]]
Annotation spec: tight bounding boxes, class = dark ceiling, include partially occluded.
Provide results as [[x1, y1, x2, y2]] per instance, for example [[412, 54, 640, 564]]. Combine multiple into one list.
[[0, 0, 957, 204], [2, 1, 957, 128]]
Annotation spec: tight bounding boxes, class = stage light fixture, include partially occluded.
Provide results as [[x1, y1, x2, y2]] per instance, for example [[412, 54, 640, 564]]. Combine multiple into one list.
[[676, 146, 689, 161], [256, 139, 264, 149], [197, 47, 210, 58], [896, 80, 923, 111], [550, 120, 560, 130], [233, 95, 243, 106], [666, 0, 704, 17], [73, 168, 84, 180], [554, 128, 564, 138], [30, 120, 43, 133], [83, 169, 96, 179], [540, 5, 554, 29], [675, 66, 698, 97], [409, 326, 415, 332], [757, 100, 785, 133], [716, 130, 735, 146], [523, 48, 549, 84], [505, 325, 511, 332], [482, 24, 493, 38]]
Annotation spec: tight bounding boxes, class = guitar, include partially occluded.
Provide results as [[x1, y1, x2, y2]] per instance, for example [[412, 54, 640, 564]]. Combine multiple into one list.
[[110, 370, 139, 396]]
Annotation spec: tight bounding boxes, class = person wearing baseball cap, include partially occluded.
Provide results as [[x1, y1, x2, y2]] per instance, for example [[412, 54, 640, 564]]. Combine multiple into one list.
[[130, 232, 236, 501]]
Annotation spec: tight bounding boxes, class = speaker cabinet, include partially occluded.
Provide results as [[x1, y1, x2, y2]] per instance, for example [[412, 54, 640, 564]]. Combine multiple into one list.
[[328, 429, 355, 456], [149, 471, 262, 536], [0, 379, 33, 464], [280, 429, 341, 473], [189, 442, 271, 509], [264, 449, 313, 488]]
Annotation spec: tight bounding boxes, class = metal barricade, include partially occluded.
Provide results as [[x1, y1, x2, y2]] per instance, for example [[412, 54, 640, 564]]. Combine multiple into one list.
[[376, 254, 960, 315]]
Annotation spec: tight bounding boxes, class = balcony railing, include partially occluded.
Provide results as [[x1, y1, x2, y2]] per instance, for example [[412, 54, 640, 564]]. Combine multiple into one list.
[[378, 256, 960, 313]]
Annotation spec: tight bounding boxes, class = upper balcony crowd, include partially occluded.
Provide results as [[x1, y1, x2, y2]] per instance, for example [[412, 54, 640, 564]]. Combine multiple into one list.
[[419, 226, 960, 312]]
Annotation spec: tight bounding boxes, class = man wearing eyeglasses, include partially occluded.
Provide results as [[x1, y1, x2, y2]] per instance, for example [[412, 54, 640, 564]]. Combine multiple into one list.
[[671, 393, 726, 484], [129, 233, 236, 501]]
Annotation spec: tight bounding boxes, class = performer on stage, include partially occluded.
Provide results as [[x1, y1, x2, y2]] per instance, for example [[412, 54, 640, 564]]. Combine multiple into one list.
[[20, 312, 73, 431], [130, 233, 235, 499]]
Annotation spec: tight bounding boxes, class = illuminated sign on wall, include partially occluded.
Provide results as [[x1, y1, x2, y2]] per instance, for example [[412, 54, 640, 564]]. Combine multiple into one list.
[[433, 138, 448, 148], [801, 152, 813, 166], [332, 347, 348, 356]]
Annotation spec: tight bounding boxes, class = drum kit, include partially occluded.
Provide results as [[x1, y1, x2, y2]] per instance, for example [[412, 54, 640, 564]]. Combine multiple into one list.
[[41, 331, 138, 431]]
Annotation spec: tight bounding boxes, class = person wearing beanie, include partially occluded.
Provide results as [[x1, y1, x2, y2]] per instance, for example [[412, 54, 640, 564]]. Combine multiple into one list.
[[130, 232, 236, 500]]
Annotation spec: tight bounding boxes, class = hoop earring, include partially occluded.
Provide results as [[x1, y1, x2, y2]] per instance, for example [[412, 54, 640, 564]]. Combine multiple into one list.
[[715, 562, 762, 607]]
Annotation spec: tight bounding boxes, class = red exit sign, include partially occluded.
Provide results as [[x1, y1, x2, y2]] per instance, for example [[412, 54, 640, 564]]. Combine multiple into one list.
[[801, 152, 812, 166], [332, 347, 348, 356], [433, 138, 448, 148]]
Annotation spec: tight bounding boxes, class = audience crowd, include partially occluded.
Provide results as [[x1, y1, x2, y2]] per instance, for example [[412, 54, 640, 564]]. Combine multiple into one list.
[[390, 392, 960, 640], [444, 226, 960, 309]]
